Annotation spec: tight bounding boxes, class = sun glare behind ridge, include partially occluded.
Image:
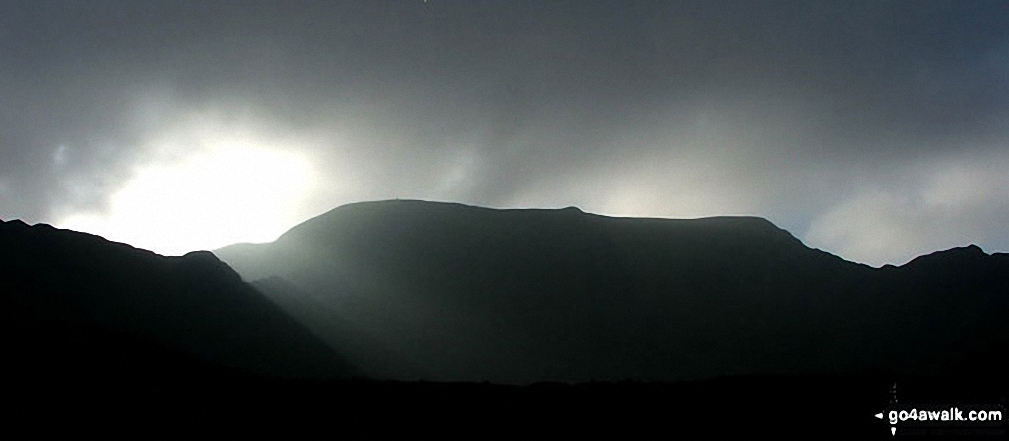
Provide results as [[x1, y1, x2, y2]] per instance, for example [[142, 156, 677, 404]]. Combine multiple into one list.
[[58, 144, 315, 256]]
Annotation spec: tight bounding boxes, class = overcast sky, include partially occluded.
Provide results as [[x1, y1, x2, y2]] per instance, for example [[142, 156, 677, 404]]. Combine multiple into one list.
[[2, 1, 1007, 265]]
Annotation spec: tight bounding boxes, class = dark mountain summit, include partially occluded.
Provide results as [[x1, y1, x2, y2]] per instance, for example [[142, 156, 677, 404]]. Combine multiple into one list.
[[216, 200, 1008, 384], [2, 218, 355, 396]]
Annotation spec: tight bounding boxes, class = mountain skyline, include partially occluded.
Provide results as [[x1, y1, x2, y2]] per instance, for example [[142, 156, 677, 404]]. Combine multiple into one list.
[[4, 198, 1001, 269], [7, 198, 1006, 380], [216, 198, 1004, 270], [214, 199, 1008, 384], [6, 198, 1005, 436]]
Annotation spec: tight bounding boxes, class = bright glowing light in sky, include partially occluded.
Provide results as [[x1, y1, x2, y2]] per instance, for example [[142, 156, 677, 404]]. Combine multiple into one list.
[[58, 144, 315, 256]]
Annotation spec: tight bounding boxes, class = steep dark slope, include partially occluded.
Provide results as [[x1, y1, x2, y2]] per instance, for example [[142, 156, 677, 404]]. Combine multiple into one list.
[[2, 218, 356, 394], [216, 200, 1008, 384]]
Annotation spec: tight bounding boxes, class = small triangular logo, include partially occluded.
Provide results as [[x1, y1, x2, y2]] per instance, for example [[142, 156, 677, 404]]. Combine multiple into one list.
[[891, 427, 896, 436]]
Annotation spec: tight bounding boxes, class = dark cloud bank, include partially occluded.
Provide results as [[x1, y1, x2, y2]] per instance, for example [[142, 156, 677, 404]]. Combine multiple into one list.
[[1, 0, 1007, 265]]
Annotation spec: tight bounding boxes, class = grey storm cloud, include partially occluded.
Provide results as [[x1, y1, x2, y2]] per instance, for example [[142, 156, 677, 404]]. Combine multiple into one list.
[[1, 0, 1007, 265]]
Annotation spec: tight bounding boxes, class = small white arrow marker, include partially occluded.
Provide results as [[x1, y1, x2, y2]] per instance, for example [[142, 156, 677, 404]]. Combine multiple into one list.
[[876, 412, 884, 419], [891, 427, 896, 436]]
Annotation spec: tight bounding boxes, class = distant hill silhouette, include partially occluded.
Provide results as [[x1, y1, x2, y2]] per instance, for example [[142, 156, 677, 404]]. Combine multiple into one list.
[[216, 199, 1009, 384], [2, 217, 356, 401], [4, 203, 1005, 437]]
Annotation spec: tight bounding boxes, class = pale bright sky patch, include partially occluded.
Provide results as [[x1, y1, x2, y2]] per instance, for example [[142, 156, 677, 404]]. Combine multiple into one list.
[[57, 144, 315, 256], [804, 191, 924, 267], [53, 145, 69, 167], [804, 151, 1009, 266]]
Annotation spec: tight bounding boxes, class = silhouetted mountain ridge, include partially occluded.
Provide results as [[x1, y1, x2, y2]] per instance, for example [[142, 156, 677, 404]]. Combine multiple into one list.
[[216, 200, 1008, 384], [2, 218, 356, 389], [4, 206, 1005, 437]]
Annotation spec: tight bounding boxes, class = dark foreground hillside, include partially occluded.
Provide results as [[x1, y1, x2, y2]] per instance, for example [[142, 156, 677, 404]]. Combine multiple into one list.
[[2, 218, 354, 382], [9, 370, 1005, 438]]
